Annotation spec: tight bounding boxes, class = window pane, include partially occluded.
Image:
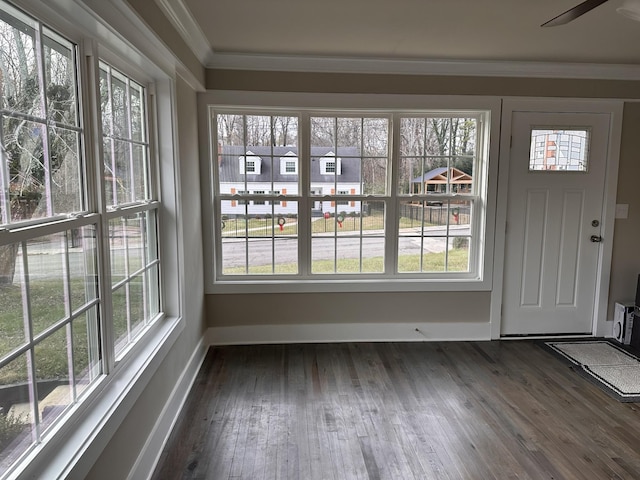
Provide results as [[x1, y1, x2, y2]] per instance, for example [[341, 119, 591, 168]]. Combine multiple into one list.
[[26, 233, 67, 336], [130, 83, 145, 143], [311, 201, 385, 274], [112, 284, 128, 356], [50, 127, 82, 214], [273, 237, 298, 274], [311, 237, 334, 273], [0, 12, 83, 226], [362, 118, 389, 157], [144, 210, 158, 264], [132, 144, 148, 202], [0, 12, 41, 117], [68, 225, 98, 312], [112, 262, 156, 358], [426, 118, 452, 155], [72, 307, 100, 398], [114, 140, 132, 205], [146, 264, 160, 318], [129, 274, 145, 338], [221, 202, 299, 275], [399, 117, 477, 194], [0, 353, 34, 472], [311, 117, 336, 148], [451, 157, 474, 193], [99, 68, 111, 136], [110, 208, 159, 356], [362, 157, 387, 195], [0, 246, 25, 358], [3, 121, 48, 222], [100, 63, 150, 207], [109, 217, 127, 285], [337, 118, 361, 149], [43, 31, 78, 127], [529, 128, 590, 172], [448, 237, 471, 272], [216, 113, 244, 146], [111, 73, 129, 139], [397, 236, 423, 273], [35, 328, 71, 434], [110, 211, 157, 284], [398, 200, 472, 273], [126, 214, 145, 274], [397, 156, 452, 195]]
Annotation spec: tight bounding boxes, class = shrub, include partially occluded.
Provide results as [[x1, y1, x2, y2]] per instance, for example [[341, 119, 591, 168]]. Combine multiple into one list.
[[0, 411, 27, 452], [453, 237, 469, 250]]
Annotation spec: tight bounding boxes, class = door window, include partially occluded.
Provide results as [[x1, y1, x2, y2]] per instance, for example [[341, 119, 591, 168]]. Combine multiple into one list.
[[529, 128, 590, 172]]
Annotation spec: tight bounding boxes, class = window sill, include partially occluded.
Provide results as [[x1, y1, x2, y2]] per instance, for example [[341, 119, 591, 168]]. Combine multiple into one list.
[[10, 315, 184, 480], [207, 277, 491, 294]]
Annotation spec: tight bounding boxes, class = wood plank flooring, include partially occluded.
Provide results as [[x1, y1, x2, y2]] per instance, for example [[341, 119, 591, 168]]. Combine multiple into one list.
[[152, 341, 640, 479]]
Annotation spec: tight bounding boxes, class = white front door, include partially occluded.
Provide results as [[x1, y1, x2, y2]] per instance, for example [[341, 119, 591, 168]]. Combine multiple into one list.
[[501, 111, 611, 336]]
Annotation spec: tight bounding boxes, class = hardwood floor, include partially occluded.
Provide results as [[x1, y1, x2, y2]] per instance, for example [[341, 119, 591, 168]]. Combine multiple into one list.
[[152, 341, 640, 479]]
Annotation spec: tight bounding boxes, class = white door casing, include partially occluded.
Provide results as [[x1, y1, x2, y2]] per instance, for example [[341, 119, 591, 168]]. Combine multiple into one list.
[[501, 111, 612, 336]]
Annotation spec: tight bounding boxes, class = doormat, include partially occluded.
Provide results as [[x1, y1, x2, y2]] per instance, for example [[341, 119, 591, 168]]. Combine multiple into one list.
[[543, 340, 640, 402]]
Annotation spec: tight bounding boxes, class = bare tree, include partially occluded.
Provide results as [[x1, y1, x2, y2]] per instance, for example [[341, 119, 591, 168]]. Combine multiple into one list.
[[0, 17, 79, 284]]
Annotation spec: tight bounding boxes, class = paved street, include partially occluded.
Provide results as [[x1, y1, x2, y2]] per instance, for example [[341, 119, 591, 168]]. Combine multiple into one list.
[[221, 225, 470, 268], [15, 226, 470, 277]]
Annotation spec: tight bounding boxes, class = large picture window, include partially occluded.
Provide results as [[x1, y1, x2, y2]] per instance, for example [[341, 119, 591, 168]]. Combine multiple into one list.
[[212, 110, 489, 284], [0, 2, 163, 475]]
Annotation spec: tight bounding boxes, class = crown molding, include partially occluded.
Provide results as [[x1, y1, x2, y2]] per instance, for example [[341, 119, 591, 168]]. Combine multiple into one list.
[[208, 53, 640, 81], [154, 0, 214, 66], [150, 0, 640, 81]]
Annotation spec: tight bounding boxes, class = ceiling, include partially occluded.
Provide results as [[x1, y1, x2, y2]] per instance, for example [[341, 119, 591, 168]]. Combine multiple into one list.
[[162, 0, 640, 71]]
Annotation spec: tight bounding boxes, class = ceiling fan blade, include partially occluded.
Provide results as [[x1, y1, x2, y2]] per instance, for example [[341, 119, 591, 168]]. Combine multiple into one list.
[[541, 0, 609, 27]]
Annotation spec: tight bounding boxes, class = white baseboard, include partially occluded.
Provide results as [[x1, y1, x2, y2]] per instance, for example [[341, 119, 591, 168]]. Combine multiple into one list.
[[129, 336, 209, 480], [207, 322, 491, 345]]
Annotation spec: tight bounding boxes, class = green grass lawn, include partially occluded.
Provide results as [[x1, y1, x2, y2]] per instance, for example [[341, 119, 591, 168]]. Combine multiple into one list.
[[0, 280, 96, 386], [224, 248, 469, 275]]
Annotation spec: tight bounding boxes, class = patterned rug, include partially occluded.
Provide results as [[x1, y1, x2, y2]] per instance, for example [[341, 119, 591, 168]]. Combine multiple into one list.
[[544, 340, 640, 402]]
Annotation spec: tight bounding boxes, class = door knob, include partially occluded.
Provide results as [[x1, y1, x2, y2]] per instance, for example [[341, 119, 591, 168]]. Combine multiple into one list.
[[590, 235, 602, 243]]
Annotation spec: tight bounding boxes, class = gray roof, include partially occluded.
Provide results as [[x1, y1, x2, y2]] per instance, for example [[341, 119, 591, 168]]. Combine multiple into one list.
[[411, 167, 448, 183], [218, 146, 361, 183]]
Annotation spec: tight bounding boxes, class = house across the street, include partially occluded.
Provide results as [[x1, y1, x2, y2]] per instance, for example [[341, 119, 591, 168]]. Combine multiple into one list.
[[218, 145, 362, 217], [411, 166, 473, 195]]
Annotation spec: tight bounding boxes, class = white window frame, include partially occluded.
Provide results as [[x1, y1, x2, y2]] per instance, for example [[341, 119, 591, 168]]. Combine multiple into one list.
[[98, 61, 162, 363], [0, 1, 183, 479], [204, 92, 501, 294]]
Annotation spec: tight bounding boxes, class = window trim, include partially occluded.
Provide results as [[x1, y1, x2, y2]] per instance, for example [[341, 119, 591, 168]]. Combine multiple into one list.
[[203, 92, 501, 294]]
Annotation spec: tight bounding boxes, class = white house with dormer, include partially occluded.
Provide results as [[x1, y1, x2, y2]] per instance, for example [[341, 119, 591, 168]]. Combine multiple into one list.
[[218, 146, 362, 217]]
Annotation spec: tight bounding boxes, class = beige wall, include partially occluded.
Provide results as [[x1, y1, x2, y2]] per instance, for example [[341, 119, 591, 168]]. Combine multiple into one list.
[[204, 68, 640, 330], [206, 69, 640, 99], [208, 291, 491, 327], [608, 102, 640, 314]]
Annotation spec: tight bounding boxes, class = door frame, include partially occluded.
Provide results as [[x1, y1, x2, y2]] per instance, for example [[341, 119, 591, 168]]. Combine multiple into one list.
[[490, 98, 624, 339]]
